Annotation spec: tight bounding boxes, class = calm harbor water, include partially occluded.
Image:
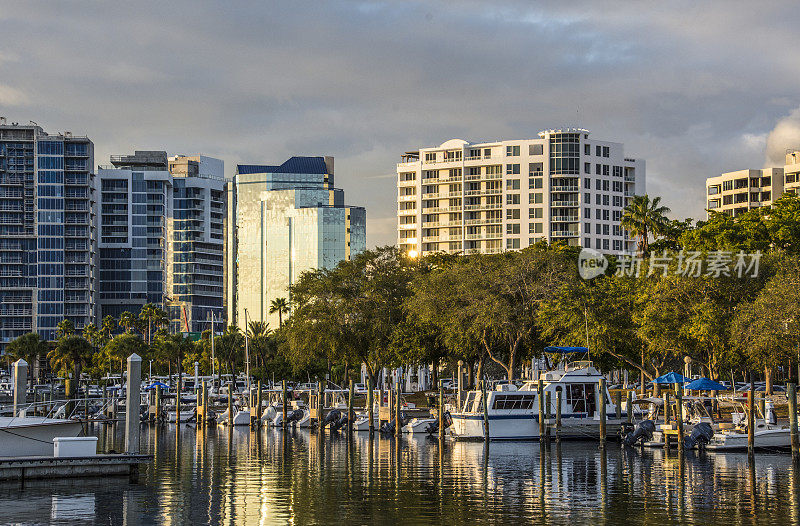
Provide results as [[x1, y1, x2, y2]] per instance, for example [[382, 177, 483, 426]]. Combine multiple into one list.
[[0, 424, 798, 524]]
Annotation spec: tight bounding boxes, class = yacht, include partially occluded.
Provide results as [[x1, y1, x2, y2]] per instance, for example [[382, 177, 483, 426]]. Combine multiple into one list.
[[449, 361, 624, 440], [0, 415, 83, 457]]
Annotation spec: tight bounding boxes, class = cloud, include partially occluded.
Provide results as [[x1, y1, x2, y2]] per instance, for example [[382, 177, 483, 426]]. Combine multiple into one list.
[[0, 84, 29, 106], [765, 106, 800, 166], [1, 1, 800, 243]]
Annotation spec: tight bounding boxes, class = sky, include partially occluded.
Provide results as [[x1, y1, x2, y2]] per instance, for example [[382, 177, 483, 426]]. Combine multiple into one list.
[[2, 1, 800, 247]]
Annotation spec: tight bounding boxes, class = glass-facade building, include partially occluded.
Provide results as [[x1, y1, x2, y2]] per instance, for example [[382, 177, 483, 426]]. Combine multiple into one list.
[[0, 121, 95, 346], [229, 156, 366, 329], [167, 155, 226, 333], [97, 151, 172, 321]]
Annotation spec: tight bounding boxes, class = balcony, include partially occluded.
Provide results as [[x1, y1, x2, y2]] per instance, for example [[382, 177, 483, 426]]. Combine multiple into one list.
[[551, 200, 579, 207], [0, 308, 32, 316], [399, 194, 417, 202], [421, 193, 440, 199], [464, 203, 501, 211], [551, 185, 578, 192], [551, 216, 578, 222], [551, 231, 579, 237]]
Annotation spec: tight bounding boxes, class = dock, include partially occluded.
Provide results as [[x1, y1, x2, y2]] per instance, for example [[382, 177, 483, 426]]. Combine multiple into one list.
[[0, 454, 152, 483]]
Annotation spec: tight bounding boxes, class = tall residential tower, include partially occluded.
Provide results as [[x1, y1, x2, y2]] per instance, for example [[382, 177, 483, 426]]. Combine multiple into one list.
[[0, 120, 95, 347], [397, 129, 645, 256], [229, 156, 366, 328]]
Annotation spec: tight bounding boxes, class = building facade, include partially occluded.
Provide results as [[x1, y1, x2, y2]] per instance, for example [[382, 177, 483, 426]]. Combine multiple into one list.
[[167, 155, 226, 333], [97, 151, 172, 322], [229, 156, 366, 329], [0, 120, 95, 347], [784, 150, 800, 195], [397, 129, 645, 256], [705, 168, 784, 218]]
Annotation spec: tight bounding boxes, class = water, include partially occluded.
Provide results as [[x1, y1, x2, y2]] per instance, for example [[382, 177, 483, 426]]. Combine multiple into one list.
[[0, 424, 798, 524]]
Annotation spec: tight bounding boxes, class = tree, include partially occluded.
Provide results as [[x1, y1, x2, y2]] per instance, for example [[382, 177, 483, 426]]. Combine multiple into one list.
[[215, 326, 245, 380], [6, 332, 49, 389], [620, 195, 671, 256], [82, 323, 100, 349], [269, 298, 290, 328], [56, 319, 75, 340], [48, 335, 92, 398], [104, 333, 147, 377], [100, 316, 117, 346], [284, 246, 412, 387], [119, 311, 135, 333]]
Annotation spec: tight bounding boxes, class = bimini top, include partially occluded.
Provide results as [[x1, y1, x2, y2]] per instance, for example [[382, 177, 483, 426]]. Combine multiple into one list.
[[237, 156, 328, 175], [544, 346, 589, 354]]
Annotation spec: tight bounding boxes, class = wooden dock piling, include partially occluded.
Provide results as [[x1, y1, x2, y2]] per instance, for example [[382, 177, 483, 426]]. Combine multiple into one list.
[[599, 378, 606, 449], [615, 390, 622, 420], [394, 382, 401, 435], [555, 389, 562, 441], [789, 383, 798, 460], [348, 379, 354, 434], [538, 378, 545, 441], [368, 376, 375, 434], [626, 390, 633, 424], [282, 380, 288, 430], [675, 384, 684, 447], [545, 391, 551, 441], [482, 379, 489, 441], [748, 377, 755, 457], [438, 379, 445, 442]]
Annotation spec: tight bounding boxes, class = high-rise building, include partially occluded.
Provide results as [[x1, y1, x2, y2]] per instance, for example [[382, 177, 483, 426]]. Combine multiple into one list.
[[229, 156, 366, 328], [97, 151, 172, 321], [784, 150, 800, 195], [167, 155, 226, 333], [705, 168, 784, 218], [0, 120, 95, 347], [397, 129, 645, 256]]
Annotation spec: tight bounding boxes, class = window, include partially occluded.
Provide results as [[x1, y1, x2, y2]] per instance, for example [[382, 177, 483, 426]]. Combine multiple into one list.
[[507, 194, 520, 205], [613, 195, 623, 207], [603, 209, 609, 221], [584, 162, 591, 174], [584, 144, 590, 155], [506, 238, 520, 249], [708, 199, 720, 209], [595, 194, 601, 205], [596, 209, 601, 220], [722, 195, 733, 205], [613, 166, 623, 177], [584, 223, 591, 234], [603, 239, 609, 250], [507, 179, 520, 190], [529, 163, 543, 176], [602, 224, 610, 235], [723, 180, 733, 191], [529, 178, 543, 189], [486, 165, 502, 175], [467, 167, 481, 176], [529, 193, 543, 204], [529, 144, 543, 155], [595, 239, 601, 249], [506, 145, 521, 156], [613, 181, 623, 192], [506, 164, 520, 175], [613, 210, 621, 222], [484, 148, 492, 158], [603, 195, 609, 206], [585, 192, 591, 202], [596, 145, 602, 157], [492, 394, 535, 410], [595, 180, 602, 190], [507, 224, 520, 235], [613, 240, 623, 251], [425, 152, 436, 162], [602, 180, 609, 191], [584, 178, 591, 189], [613, 225, 621, 236], [602, 146, 610, 157], [596, 164, 601, 175], [529, 208, 543, 219], [603, 165, 609, 176], [506, 209, 520, 220], [584, 207, 591, 219], [529, 223, 543, 234], [708, 185, 720, 195]]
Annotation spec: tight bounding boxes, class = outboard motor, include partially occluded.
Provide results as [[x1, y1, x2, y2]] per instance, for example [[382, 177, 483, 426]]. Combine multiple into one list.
[[623, 420, 656, 446], [766, 402, 777, 425], [426, 411, 452, 435], [330, 413, 349, 432], [684, 422, 714, 450], [380, 420, 396, 435], [321, 409, 341, 429], [285, 409, 304, 425]]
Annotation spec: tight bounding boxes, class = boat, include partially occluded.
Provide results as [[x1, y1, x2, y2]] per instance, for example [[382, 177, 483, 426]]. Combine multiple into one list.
[[449, 360, 625, 440], [0, 416, 83, 457], [353, 412, 379, 431], [401, 417, 437, 434], [705, 401, 789, 450], [167, 408, 196, 423]]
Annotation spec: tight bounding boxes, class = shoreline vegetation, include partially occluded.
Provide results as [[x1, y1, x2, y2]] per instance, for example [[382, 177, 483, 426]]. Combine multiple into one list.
[[5, 194, 800, 396]]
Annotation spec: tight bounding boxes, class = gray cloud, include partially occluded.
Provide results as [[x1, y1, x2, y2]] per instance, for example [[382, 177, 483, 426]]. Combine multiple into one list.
[[2, 0, 800, 242]]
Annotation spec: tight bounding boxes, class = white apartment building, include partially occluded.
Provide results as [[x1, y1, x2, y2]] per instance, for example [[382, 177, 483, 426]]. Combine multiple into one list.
[[784, 150, 800, 194], [706, 168, 784, 218], [397, 129, 645, 256]]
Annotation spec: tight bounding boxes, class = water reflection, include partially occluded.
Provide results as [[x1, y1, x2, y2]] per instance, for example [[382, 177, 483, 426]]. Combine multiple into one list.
[[0, 424, 796, 524]]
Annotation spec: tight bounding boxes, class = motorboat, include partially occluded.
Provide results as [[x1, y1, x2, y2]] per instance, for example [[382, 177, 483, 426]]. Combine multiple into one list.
[[705, 400, 789, 450], [0, 416, 83, 457], [449, 361, 625, 440], [401, 417, 437, 434], [353, 412, 379, 431], [167, 408, 196, 423]]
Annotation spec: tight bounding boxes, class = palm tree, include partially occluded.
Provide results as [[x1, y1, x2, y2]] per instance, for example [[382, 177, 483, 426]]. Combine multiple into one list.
[[269, 297, 290, 328], [48, 335, 92, 398], [6, 332, 49, 389], [104, 333, 147, 377], [620, 194, 672, 256], [139, 303, 164, 344], [82, 323, 100, 349], [56, 319, 75, 340], [100, 315, 117, 346], [247, 321, 272, 370], [119, 311, 135, 333]]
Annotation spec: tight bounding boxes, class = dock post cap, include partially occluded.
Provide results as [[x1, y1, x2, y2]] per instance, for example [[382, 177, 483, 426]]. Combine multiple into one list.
[[127, 353, 142, 363]]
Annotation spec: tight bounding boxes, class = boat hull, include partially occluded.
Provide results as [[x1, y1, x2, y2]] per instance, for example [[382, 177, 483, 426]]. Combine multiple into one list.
[[449, 413, 624, 440], [0, 417, 83, 457], [706, 428, 791, 450]]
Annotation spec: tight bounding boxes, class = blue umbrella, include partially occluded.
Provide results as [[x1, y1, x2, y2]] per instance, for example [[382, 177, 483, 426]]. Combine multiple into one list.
[[653, 372, 686, 384], [685, 378, 728, 391], [544, 346, 589, 354], [146, 382, 169, 389]]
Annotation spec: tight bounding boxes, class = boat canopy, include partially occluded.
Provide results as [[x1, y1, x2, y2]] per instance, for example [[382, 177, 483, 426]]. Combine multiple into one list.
[[684, 378, 727, 391], [653, 372, 686, 384], [544, 346, 589, 354]]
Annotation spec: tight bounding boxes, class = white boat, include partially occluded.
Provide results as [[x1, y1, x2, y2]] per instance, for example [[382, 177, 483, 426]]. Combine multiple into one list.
[[0, 416, 83, 457], [167, 408, 195, 423], [449, 361, 625, 440], [706, 423, 791, 450], [353, 413, 379, 431], [230, 409, 251, 426], [401, 417, 437, 434]]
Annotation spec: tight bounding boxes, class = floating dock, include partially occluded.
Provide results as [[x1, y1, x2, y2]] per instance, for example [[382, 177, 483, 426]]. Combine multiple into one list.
[[0, 454, 152, 483]]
